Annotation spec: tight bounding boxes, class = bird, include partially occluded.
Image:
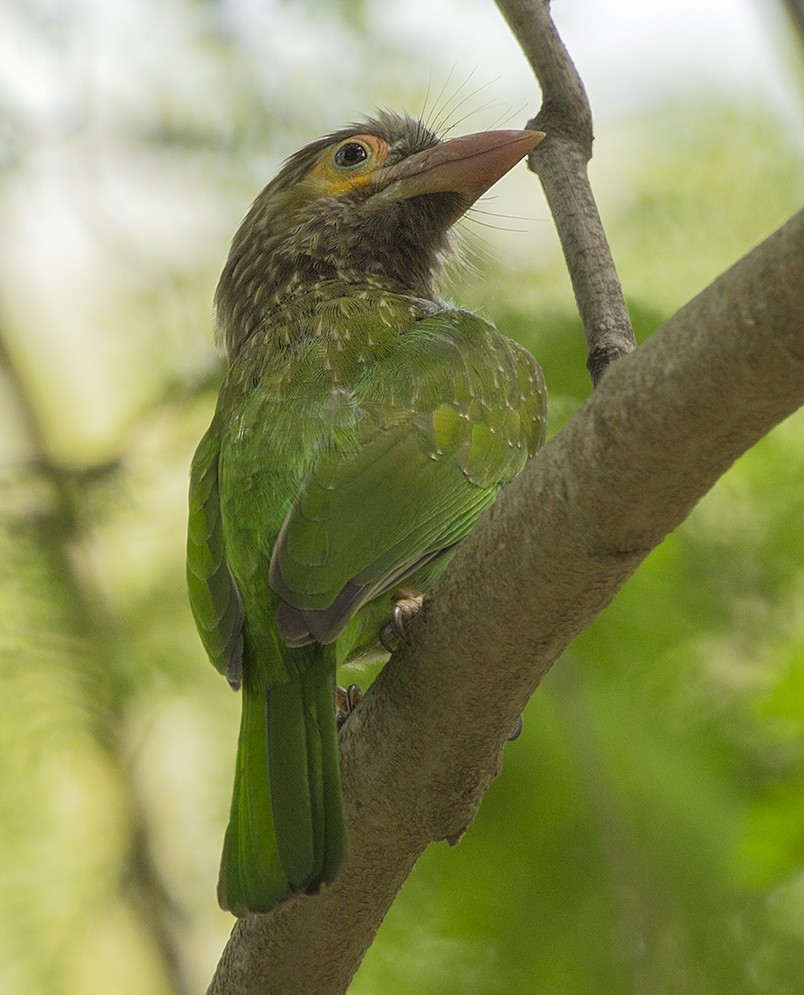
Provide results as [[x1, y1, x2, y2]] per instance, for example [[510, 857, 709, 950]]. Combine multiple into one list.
[[186, 110, 548, 917]]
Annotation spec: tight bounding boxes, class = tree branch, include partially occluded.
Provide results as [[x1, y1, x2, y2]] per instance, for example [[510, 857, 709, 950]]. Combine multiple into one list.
[[494, 0, 636, 384], [781, 0, 804, 47], [208, 210, 804, 995]]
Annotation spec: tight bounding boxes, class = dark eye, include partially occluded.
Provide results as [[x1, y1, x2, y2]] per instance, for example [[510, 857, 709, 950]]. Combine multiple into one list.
[[333, 142, 370, 169]]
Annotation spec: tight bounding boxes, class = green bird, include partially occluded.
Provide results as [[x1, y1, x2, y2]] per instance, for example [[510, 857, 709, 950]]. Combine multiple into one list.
[[187, 111, 547, 917]]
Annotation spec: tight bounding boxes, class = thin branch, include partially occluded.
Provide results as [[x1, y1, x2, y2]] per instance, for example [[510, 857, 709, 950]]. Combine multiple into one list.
[[208, 211, 804, 995], [781, 0, 804, 47], [494, 0, 636, 385]]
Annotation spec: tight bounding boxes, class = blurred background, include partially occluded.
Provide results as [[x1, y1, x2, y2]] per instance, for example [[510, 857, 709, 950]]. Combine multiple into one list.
[[1, 0, 803, 992]]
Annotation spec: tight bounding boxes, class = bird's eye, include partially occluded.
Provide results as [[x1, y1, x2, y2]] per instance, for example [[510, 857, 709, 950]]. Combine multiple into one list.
[[333, 141, 370, 169]]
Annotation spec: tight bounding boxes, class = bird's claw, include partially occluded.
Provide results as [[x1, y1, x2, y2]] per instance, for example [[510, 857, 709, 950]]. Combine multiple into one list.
[[380, 604, 408, 651], [380, 589, 424, 651], [336, 683, 363, 728], [507, 714, 524, 741]]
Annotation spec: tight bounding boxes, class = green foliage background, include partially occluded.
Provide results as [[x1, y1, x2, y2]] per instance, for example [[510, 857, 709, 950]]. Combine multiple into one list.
[[0, 1, 802, 992]]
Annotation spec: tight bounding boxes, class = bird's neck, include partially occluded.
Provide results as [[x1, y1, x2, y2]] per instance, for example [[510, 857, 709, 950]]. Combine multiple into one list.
[[214, 195, 455, 362], [215, 272, 439, 364]]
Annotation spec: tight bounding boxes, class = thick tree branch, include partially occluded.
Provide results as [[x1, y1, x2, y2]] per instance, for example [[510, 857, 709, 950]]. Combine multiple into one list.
[[209, 211, 804, 995], [495, 0, 636, 384]]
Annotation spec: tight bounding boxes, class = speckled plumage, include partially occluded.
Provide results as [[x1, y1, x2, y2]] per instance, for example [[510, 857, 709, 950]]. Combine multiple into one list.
[[187, 112, 547, 916], [215, 113, 453, 361]]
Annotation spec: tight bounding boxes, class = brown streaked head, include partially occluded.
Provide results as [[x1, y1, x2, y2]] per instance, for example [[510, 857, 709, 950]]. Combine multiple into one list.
[[215, 111, 544, 359]]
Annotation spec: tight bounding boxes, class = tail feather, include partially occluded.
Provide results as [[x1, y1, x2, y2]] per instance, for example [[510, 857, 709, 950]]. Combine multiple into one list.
[[217, 645, 345, 916], [268, 673, 318, 887], [310, 660, 346, 886]]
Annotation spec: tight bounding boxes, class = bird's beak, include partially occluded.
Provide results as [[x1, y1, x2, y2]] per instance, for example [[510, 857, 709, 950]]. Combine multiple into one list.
[[371, 129, 544, 215]]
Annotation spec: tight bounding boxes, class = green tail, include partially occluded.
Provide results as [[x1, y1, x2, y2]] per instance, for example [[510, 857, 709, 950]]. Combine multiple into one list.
[[217, 645, 346, 916]]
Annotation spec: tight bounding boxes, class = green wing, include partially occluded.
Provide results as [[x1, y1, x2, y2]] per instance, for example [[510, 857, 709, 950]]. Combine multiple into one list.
[[186, 422, 245, 688], [270, 309, 546, 646]]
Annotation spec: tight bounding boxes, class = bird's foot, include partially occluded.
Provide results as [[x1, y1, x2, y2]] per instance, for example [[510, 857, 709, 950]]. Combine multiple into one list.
[[336, 683, 362, 729], [507, 714, 524, 741], [380, 588, 424, 652]]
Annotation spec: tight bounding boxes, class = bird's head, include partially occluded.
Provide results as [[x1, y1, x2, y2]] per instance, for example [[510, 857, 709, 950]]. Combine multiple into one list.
[[215, 111, 543, 359]]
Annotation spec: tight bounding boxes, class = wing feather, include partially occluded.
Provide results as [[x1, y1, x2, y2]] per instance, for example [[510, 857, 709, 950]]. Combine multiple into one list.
[[269, 309, 546, 646], [187, 425, 245, 687]]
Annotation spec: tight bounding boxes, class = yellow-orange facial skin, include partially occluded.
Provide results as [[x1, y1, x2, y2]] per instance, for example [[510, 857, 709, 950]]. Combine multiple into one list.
[[307, 135, 391, 198]]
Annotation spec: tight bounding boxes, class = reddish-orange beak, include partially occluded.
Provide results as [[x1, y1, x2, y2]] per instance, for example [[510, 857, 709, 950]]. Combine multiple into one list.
[[372, 129, 544, 214]]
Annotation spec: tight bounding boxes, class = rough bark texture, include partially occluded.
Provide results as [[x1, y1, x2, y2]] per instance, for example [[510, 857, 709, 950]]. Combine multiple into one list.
[[208, 212, 804, 995]]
